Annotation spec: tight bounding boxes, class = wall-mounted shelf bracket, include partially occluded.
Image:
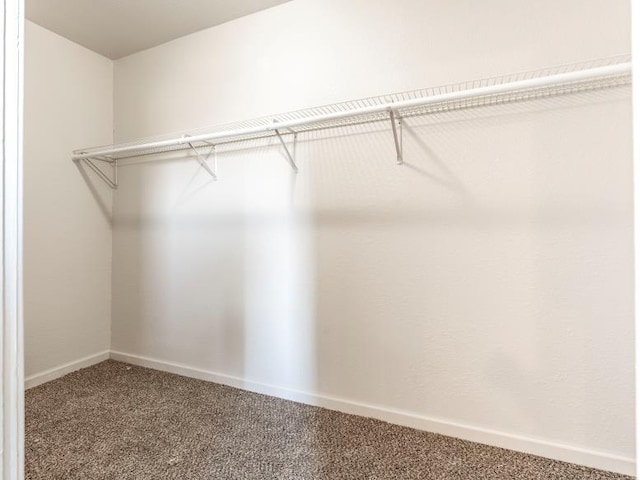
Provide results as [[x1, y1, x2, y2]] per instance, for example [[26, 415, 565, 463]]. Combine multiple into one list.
[[274, 128, 298, 173], [187, 139, 218, 180], [389, 109, 403, 165], [74, 157, 118, 189]]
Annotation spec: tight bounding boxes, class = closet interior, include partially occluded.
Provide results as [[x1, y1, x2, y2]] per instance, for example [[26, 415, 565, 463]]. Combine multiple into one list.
[[22, 1, 635, 479]]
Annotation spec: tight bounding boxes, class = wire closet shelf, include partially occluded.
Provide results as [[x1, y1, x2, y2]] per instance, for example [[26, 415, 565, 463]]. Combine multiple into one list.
[[73, 55, 632, 189]]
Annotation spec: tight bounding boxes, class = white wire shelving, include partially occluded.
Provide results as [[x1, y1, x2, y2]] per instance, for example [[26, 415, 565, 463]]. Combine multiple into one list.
[[72, 55, 632, 189]]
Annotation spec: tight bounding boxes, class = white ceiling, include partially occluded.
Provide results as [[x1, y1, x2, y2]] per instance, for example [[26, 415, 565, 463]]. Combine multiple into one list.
[[26, 0, 292, 59]]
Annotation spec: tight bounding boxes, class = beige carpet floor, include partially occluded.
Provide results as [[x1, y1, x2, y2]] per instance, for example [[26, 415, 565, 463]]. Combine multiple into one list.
[[25, 360, 633, 480]]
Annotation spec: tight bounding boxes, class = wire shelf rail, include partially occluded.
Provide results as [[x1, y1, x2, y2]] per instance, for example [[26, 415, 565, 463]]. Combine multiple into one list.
[[72, 55, 632, 189]]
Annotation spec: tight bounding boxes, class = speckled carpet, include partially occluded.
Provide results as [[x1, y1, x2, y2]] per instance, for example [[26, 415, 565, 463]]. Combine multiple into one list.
[[25, 360, 632, 480]]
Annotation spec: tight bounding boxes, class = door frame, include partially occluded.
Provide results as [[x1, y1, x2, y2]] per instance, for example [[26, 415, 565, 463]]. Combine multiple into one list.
[[634, 0, 640, 478], [2, 0, 24, 478]]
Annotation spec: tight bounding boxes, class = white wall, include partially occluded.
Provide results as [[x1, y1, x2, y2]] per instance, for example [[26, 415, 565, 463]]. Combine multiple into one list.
[[24, 21, 113, 380], [111, 0, 634, 473]]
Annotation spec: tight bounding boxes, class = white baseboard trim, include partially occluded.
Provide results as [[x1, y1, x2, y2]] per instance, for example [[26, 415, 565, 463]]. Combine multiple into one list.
[[25, 350, 110, 390], [109, 350, 634, 476]]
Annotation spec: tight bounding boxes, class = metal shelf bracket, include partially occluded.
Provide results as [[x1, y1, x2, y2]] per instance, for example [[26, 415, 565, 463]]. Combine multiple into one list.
[[275, 128, 298, 173], [75, 157, 118, 189], [187, 141, 218, 180], [389, 109, 403, 165]]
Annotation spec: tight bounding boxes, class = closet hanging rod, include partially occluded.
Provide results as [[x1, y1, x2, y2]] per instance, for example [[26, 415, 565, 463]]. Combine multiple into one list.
[[72, 61, 631, 162]]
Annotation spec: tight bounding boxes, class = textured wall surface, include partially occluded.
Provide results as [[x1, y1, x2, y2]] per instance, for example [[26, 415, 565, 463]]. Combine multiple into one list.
[[110, 0, 633, 472], [24, 21, 113, 377]]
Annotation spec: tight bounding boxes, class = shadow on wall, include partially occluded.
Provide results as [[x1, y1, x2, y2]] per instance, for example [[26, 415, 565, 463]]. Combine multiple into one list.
[[79, 84, 634, 461]]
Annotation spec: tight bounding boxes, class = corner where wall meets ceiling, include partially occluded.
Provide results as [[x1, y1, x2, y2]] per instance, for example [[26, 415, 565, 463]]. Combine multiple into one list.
[[25, 0, 293, 59]]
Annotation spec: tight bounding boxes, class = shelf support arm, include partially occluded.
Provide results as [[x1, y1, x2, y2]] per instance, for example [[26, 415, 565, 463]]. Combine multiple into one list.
[[76, 157, 118, 189], [188, 142, 218, 180], [274, 129, 298, 173], [389, 109, 403, 165]]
